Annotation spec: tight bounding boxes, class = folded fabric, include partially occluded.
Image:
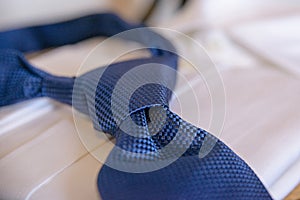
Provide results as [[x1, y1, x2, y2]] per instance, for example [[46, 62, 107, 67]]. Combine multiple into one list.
[[0, 13, 272, 200]]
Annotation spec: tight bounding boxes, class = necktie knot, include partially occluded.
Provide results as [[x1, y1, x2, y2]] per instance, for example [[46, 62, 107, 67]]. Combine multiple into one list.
[[73, 50, 178, 136], [113, 105, 206, 158]]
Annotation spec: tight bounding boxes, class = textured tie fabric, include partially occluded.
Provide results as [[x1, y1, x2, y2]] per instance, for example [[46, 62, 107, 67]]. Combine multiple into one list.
[[0, 13, 272, 200]]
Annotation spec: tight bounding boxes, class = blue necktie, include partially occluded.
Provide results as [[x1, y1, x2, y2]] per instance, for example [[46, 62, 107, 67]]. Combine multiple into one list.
[[0, 13, 272, 200]]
